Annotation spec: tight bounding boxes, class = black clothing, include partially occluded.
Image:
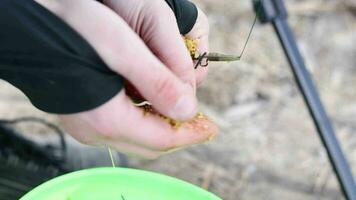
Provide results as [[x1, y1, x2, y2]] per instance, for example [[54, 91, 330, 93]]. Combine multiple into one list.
[[0, 0, 198, 114], [165, 0, 198, 34]]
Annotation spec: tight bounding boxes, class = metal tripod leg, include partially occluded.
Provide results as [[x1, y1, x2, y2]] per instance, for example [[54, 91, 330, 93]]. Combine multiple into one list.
[[252, 0, 356, 199]]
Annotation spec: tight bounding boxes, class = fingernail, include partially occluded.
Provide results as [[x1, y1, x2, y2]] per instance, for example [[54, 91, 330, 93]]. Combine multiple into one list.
[[170, 93, 197, 121]]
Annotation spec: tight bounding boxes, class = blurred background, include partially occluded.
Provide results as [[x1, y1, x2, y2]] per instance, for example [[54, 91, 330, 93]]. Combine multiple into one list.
[[1, 0, 356, 199]]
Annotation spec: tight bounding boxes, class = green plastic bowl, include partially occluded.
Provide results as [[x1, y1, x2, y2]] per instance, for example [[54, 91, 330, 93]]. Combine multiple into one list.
[[21, 167, 222, 200]]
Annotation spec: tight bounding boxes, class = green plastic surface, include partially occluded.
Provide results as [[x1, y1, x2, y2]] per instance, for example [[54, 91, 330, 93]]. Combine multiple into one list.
[[21, 167, 222, 200]]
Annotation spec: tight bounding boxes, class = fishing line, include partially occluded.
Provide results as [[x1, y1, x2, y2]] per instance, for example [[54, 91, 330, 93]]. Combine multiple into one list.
[[238, 3, 260, 59], [194, 1, 262, 68], [107, 146, 116, 167]]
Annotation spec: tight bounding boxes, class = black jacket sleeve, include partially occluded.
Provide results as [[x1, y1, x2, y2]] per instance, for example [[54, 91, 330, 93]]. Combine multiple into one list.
[[0, 0, 124, 114], [0, 0, 198, 114]]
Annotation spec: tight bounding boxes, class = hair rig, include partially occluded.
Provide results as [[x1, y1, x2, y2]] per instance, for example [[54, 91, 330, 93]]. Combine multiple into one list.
[[194, 52, 241, 69]]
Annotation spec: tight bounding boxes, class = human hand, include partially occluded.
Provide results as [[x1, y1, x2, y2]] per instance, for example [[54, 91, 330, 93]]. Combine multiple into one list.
[[102, 0, 210, 85], [35, 0, 217, 158]]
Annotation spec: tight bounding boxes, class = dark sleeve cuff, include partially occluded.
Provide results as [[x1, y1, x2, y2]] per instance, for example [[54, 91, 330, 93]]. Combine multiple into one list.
[[0, 0, 123, 114], [165, 0, 198, 34]]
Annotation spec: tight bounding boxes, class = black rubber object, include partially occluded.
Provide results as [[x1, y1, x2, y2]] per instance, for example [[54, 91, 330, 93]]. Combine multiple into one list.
[[0, 124, 67, 200]]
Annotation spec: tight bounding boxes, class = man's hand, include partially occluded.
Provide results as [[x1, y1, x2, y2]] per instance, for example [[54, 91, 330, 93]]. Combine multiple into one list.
[[103, 0, 210, 85], [35, 0, 216, 158]]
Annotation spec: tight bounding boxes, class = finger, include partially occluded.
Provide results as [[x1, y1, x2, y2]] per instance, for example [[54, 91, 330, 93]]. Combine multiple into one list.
[[61, 113, 162, 159], [110, 93, 218, 152], [41, 0, 197, 121], [104, 0, 196, 87], [59, 90, 217, 157], [84, 91, 217, 152], [140, 2, 196, 87]]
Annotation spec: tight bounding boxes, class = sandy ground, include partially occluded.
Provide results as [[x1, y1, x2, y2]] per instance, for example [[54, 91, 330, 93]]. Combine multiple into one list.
[[1, 0, 356, 199]]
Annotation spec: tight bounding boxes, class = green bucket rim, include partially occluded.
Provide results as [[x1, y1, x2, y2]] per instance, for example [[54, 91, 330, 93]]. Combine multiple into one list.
[[21, 167, 222, 200]]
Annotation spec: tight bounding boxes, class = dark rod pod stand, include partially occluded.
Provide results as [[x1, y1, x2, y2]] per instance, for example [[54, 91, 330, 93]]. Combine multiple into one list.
[[252, 0, 356, 199]]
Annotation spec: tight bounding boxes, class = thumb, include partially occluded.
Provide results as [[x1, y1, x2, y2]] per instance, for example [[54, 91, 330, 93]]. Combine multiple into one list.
[[140, 3, 196, 87]]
